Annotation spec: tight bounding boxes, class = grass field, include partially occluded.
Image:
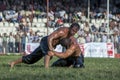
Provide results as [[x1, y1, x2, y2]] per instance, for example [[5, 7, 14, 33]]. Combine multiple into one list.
[[0, 55, 120, 80]]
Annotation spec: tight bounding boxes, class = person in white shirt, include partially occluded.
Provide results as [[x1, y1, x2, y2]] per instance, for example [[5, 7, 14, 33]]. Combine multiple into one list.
[[27, 32, 34, 43], [0, 34, 3, 54], [8, 32, 15, 53]]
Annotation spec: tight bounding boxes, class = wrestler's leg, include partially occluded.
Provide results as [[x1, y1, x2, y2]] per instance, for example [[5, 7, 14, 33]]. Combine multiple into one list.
[[51, 58, 68, 67], [9, 45, 43, 68], [81, 53, 84, 63], [9, 58, 22, 68], [22, 45, 43, 64], [73, 56, 85, 68]]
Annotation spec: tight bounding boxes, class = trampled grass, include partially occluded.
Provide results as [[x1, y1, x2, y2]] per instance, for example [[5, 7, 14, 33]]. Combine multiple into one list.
[[0, 55, 120, 80]]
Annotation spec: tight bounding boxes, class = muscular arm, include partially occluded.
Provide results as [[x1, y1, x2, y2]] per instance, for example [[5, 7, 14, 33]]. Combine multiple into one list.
[[70, 36, 78, 44], [48, 28, 66, 51], [44, 55, 51, 68], [51, 45, 76, 59]]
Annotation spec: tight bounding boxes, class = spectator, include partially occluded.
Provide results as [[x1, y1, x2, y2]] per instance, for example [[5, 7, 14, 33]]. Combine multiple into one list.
[[33, 32, 40, 43], [83, 21, 90, 33], [98, 23, 106, 33], [0, 34, 3, 54], [0, 15, 2, 22], [68, 13, 73, 23], [55, 17, 63, 28], [8, 32, 15, 53], [85, 32, 91, 43], [101, 34, 108, 42], [28, 31, 34, 43], [118, 34, 120, 53], [2, 33, 8, 54], [21, 32, 28, 52], [14, 32, 21, 53]]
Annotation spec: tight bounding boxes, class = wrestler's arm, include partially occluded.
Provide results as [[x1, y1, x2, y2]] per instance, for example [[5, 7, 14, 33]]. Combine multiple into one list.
[[44, 55, 51, 68], [48, 28, 65, 51], [49, 45, 75, 59], [70, 36, 78, 44]]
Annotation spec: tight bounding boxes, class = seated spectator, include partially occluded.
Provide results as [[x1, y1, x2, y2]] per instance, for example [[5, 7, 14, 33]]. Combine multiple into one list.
[[91, 24, 98, 32], [55, 17, 63, 28]]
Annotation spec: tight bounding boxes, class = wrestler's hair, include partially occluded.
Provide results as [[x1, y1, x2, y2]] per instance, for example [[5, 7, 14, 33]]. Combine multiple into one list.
[[69, 23, 80, 30], [59, 38, 71, 48]]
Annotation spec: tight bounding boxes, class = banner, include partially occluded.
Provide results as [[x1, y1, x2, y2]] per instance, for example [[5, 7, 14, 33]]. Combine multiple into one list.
[[25, 43, 39, 54], [25, 42, 114, 58], [25, 43, 63, 54], [79, 43, 114, 58], [107, 43, 114, 57]]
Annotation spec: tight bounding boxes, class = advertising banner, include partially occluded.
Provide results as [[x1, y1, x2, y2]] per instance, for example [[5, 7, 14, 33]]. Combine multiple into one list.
[[80, 43, 114, 58], [25, 42, 114, 58]]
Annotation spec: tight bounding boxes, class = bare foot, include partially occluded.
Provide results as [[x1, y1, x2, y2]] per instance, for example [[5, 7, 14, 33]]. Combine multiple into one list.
[[8, 62, 15, 68]]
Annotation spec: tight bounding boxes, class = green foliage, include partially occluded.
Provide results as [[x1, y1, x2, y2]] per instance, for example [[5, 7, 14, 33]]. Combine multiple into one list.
[[0, 56, 120, 80]]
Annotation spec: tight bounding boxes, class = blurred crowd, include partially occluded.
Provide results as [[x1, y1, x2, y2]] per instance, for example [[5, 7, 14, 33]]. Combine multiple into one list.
[[0, 0, 120, 54]]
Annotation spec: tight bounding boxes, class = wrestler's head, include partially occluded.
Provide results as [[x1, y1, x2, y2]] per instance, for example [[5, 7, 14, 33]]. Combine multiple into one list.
[[59, 38, 71, 48], [69, 23, 80, 36]]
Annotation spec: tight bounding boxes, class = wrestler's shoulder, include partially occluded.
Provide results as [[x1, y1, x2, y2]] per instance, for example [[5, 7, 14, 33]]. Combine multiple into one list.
[[54, 27, 68, 32]]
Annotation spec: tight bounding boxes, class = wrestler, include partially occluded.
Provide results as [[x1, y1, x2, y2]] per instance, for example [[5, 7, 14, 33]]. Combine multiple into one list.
[[9, 23, 80, 68], [48, 38, 84, 68]]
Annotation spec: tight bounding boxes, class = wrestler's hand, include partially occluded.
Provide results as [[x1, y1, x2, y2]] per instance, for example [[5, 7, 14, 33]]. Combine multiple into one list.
[[48, 51, 54, 56]]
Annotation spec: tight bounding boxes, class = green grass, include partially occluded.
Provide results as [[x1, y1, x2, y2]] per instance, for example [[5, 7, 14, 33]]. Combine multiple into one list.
[[0, 55, 120, 80]]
